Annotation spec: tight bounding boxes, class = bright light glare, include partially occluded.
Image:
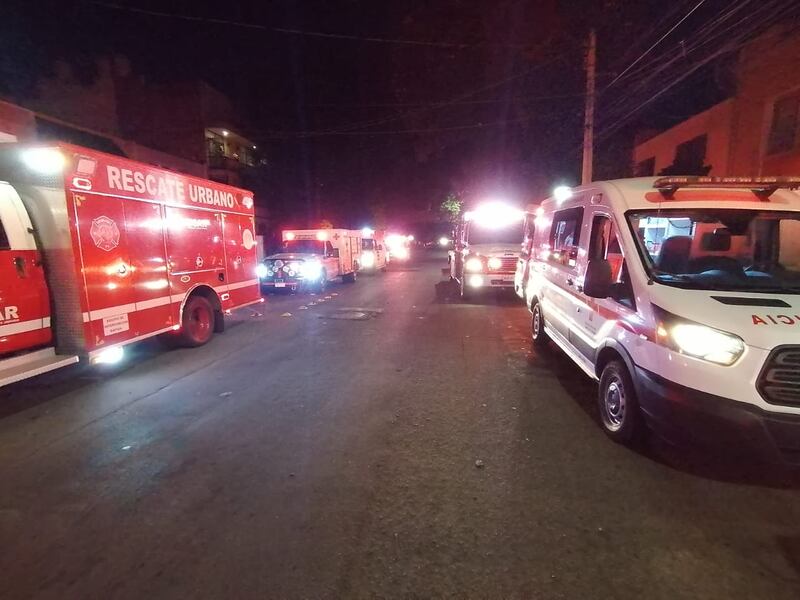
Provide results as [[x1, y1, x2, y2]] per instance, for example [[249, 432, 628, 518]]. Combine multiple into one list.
[[392, 246, 409, 260], [487, 257, 502, 269], [361, 251, 375, 267], [21, 148, 66, 175], [465, 202, 523, 228], [438, 237, 449, 247], [93, 345, 124, 365], [285, 231, 296, 240], [465, 257, 483, 272], [301, 260, 323, 280], [361, 227, 375, 237], [316, 231, 329, 241], [670, 323, 744, 365], [407, 235, 415, 241], [553, 186, 573, 203], [468, 274, 484, 288], [256, 264, 268, 278]]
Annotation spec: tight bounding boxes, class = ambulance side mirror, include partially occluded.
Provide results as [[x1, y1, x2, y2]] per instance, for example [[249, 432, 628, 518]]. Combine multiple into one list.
[[583, 259, 612, 298]]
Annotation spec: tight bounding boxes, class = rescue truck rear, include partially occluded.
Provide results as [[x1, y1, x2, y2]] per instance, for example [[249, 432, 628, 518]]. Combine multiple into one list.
[[0, 143, 261, 387]]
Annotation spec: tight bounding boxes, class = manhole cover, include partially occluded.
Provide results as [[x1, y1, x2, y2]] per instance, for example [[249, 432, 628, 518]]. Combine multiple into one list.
[[321, 311, 370, 320]]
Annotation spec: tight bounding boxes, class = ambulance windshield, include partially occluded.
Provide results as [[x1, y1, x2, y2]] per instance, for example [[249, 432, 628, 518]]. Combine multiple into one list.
[[283, 240, 324, 254], [628, 209, 800, 293]]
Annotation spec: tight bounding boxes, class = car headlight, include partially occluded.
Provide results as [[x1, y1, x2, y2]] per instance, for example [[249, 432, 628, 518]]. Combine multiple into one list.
[[256, 263, 268, 279], [487, 256, 502, 269], [301, 260, 323, 280], [361, 251, 375, 267], [654, 306, 745, 366], [465, 256, 484, 272]]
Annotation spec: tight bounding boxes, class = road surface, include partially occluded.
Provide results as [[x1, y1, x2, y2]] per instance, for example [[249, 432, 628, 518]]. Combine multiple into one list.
[[1, 251, 799, 599]]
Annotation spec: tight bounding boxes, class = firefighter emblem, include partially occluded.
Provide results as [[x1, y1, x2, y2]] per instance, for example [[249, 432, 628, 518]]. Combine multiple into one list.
[[90, 216, 120, 252]]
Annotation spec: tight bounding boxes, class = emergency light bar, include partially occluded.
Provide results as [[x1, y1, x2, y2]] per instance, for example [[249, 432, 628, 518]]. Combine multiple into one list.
[[654, 176, 800, 200]]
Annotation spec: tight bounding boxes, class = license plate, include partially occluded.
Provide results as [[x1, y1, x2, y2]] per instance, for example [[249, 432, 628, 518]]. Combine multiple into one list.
[[274, 282, 286, 288]]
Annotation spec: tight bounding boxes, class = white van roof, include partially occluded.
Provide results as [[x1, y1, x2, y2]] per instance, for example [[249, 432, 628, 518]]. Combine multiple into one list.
[[539, 177, 800, 213]]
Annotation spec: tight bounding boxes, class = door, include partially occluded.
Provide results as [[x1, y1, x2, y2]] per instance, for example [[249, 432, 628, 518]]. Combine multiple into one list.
[[541, 206, 585, 343], [323, 241, 339, 279], [222, 213, 259, 307], [74, 192, 135, 347], [516, 213, 536, 296], [124, 200, 174, 333], [0, 183, 51, 355], [573, 212, 637, 362]]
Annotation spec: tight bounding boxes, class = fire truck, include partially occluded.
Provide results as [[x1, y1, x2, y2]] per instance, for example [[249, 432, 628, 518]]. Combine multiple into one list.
[[258, 228, 362, 292], [0, 143, 262, 387]]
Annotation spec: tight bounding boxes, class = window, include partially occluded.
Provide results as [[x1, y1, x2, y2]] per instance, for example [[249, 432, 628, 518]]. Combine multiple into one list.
[[767, 94, 799, 155], [0, 219, 9, 251], [325, 241, 335, 256], [675, 134, 707, 166], [548, 207, 583, 268], [589, 214, 634, 307], [635, 157, 655, 177], [521, 214, 536, 257]]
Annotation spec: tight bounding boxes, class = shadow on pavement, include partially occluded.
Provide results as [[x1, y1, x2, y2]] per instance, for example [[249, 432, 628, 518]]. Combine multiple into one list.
[[528, 341, 800, 489]]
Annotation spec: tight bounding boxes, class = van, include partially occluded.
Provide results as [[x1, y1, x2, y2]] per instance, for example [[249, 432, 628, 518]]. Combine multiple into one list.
[[524, 176, 800, 465]]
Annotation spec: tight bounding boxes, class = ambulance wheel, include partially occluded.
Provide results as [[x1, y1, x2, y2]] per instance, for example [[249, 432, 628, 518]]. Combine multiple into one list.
[[179, 295, 215, 347], [530, 301, 549, 349], [343, 271, 357, 283], [598, 360, 645, 445]]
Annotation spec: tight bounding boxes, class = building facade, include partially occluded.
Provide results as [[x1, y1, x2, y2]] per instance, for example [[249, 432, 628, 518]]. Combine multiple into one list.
[[633, 26, 800, 177]]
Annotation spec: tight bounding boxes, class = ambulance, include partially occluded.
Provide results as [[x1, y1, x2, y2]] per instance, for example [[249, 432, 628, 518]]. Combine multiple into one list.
[[258, 228, 362, 292], [359, 227, 388, 273], [450, 202, 525, 299], [0, 143, 262, 387], [525, 176, 800, 465]]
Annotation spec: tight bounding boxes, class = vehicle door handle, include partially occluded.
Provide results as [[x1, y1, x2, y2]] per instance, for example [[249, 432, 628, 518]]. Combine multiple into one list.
[[13, 256, 27, 278]]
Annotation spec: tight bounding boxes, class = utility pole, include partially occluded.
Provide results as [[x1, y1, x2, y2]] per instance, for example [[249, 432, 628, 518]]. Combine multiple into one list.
[[582, 29, 596, 185]]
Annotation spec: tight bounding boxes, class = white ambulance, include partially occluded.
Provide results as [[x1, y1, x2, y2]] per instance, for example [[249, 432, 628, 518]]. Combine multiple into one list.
[[525, 176, 800, 465], [360, 228, 388, 273], [258, 228, 362, 293], [450, 203, 525, 299]]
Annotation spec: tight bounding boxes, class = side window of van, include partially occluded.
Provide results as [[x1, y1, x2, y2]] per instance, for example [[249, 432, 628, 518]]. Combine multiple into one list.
[[0, 219, 9, 251], [549, 207, 583, 269], [589, 215, 635, 309], [325, 241, 335, 256], [521, 214, 535, 258]]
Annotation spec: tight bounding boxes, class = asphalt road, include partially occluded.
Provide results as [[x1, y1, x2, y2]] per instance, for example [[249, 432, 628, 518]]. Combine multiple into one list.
[[1, 251, 799, 600]]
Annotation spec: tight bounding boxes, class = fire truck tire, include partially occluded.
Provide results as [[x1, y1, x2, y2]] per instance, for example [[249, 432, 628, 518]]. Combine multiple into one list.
[[598, 360, 646, 446], [530, 301, 549, 349], [179, 295, 216, 347]]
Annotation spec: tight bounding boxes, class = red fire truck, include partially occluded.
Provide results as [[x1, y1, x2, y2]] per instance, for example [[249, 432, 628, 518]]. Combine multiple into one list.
[[0, 143, 262, 387]]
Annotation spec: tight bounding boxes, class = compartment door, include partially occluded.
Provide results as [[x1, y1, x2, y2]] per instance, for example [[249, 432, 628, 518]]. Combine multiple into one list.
[[221, 213, 259, 308], [74, 193, 135, 347]]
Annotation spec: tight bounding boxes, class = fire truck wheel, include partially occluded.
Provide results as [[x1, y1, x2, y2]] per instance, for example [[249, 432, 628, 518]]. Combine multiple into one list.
[[598, 360, 646, 446], [179, 295, 215, 347], [530, 301, 549, 349]]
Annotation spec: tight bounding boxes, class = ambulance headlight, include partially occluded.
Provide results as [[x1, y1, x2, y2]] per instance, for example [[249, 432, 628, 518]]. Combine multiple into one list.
[[669, 324, 744, 366], [487, 257, 502, 269], [301, 260, 323, 280], [255, 263, 269, 279], [21, 148, 66, 175], [465, 256, 484, 272], [361, 251, 375, 267]]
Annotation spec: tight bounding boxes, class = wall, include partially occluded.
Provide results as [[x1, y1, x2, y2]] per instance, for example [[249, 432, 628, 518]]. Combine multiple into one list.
[[729, 26, 800, 176], [633, 99, 735, 175]]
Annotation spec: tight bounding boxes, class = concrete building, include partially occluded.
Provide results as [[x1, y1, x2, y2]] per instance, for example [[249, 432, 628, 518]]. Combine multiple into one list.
[[633, 26, 800, 177]]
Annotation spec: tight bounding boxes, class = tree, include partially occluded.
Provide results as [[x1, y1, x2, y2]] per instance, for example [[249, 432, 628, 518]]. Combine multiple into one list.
[[440, 193, 463, 223]]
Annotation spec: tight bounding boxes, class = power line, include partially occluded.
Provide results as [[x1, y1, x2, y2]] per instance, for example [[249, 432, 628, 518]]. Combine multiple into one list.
[[87, 1, 526, 49], [605, 0, 707, 90]]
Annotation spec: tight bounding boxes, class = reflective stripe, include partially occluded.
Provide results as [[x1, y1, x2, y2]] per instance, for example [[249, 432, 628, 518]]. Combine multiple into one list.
[[136, 296, 172, 311], [82, 302, 138, 323], [227, 278, 259, 291], [0, 318, 48, 337]]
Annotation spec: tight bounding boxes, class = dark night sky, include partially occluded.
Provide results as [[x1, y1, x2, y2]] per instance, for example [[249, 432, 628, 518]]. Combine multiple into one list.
[[2, 0, 797, 230]]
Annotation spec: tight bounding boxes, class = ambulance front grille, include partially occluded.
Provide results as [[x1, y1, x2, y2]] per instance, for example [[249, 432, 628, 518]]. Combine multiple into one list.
[[758, 347, 800, 407]]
